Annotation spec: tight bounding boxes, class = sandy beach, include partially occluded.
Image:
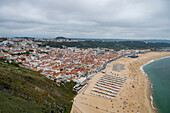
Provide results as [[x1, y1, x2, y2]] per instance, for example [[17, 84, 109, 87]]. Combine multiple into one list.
[[71, 52, 170, 113]]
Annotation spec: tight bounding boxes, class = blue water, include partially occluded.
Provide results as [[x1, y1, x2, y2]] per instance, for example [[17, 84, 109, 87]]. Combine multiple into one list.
[[143, 57, 170, 113]]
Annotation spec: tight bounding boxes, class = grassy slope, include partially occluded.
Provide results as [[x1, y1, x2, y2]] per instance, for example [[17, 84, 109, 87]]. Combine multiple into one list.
[[0, 91, 46, 113], [0, 61, 76, 113]]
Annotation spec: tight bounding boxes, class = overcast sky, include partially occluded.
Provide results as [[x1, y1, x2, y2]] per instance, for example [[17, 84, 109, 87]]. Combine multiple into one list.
[[0, 0, 170, 39]]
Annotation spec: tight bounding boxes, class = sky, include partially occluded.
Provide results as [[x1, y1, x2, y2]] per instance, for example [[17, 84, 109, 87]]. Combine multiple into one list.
[[0, 0, 170, 39]]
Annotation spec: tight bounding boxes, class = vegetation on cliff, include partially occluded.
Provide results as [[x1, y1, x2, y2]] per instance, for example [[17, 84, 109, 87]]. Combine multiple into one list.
[[0, 61, 76, 113]]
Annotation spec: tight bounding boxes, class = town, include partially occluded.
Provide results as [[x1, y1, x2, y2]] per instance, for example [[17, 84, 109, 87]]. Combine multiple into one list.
[[0, 37, 148, 90]]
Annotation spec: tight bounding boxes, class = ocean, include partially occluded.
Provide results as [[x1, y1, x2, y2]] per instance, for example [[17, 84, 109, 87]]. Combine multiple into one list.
[[142, 57, 170, 113]]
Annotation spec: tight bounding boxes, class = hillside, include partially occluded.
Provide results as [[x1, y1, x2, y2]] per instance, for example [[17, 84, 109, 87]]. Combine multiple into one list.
[[0, 60, 76, 113], [55, 37, 67, 39], [42, 41, 170, 50], [0, 91, 46, 113]]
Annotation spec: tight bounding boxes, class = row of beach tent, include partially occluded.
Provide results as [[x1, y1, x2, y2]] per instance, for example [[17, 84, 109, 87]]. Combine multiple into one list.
[[91, 74, 127, 99], [91, 92, 114, 100], [98, 80, 123, 86], [95, 83, 119, 92], [97, 82, 120, 89], [94, 86, 117, 94], [100, 76, 125, 82], [99, 79, 124, 85], [100, 78, 125, 83], [91, 89, 116, 97], [103, 75, 127, 80], [102, 76, 126, 81]]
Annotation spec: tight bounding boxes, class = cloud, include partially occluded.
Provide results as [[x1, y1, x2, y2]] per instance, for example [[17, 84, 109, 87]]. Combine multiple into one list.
[[0, 0, 170, 39]]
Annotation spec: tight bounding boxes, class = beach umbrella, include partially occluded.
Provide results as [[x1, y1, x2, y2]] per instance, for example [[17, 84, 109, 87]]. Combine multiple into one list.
[[132, 85, 135, 88]]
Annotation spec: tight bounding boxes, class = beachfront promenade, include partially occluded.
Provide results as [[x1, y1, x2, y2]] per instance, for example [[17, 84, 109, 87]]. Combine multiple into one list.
[[71, 52, 170, 113]]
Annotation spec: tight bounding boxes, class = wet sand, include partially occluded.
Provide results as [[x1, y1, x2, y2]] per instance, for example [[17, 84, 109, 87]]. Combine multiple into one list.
[[71, 52, 170, 113]]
